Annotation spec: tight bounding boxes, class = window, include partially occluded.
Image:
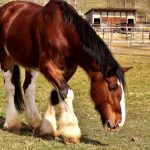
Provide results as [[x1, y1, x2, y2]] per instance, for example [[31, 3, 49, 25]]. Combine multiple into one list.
[[94, 18, 100, 25], [128, 19, 134, 24]]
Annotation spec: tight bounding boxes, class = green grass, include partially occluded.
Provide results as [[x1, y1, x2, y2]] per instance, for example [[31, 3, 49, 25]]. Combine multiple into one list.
[[0, 53, 150, 149]]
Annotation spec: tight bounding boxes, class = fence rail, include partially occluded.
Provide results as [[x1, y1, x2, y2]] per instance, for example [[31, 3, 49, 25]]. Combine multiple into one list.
[[93, 26, 150, 48]]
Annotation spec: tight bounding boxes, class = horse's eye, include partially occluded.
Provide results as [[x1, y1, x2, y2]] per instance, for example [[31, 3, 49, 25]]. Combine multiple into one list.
[[108, 84, 118, 91]]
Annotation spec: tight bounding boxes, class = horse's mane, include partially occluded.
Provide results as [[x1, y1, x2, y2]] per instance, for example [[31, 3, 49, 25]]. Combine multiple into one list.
[[56, 0, 125, 86]]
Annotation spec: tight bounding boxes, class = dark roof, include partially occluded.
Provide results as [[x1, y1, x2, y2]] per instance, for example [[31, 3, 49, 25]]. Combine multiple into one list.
[[85, 8, 137, 15]]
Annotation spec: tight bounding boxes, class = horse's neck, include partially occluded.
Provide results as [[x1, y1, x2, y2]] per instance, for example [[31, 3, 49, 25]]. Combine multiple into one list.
[[81, 60, 104, 85], [81, 59, 105, 90], [88, 70, 106, 106], [79, 57, 101, 75], [88, 70, 103, 83]]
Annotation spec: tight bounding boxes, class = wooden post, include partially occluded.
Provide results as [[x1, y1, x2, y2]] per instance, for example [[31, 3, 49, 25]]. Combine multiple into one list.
[[103, 29, 105, 39], [108, 27, 111, 49], [142, 28, 144, 44], [111, 27, 113, 47]]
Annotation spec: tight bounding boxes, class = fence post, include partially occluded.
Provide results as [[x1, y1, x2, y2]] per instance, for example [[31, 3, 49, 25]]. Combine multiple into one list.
[[142, 27, 144, 44], [111, 27, 113, 46], [126, 29, 129, 46], [130, 28, 134, 46], [103, 29, 105, 39], [130, 32, 132, 46], [108, 27, 111, 50]]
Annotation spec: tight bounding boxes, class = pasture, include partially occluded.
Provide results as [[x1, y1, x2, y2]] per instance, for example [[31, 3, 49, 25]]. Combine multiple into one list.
[[0, 47, 150, 149]]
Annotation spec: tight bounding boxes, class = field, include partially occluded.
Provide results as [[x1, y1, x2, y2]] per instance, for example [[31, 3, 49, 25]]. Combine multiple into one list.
[[0, 47, 150, 149]]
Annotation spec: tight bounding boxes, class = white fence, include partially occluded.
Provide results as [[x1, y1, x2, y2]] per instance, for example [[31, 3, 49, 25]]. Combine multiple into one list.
[[93, 26, 150, 48]]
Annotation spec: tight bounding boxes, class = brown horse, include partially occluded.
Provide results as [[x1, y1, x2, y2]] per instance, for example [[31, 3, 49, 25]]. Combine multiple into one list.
[[0, 0, 131, 143]]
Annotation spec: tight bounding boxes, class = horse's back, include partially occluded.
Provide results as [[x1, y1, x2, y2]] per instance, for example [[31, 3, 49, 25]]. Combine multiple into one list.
[[0, 1, 42, 68], [0, 1, 41, 19]]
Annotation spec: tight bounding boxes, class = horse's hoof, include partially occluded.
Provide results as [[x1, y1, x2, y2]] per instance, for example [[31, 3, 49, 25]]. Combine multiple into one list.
[[28, 117, 42, 130], [39, 129, 60, 138], [53, 130, 61, 138], [58, 123, 81, 144], [3, 122, 21, 133], [63, 136, 80, 144]]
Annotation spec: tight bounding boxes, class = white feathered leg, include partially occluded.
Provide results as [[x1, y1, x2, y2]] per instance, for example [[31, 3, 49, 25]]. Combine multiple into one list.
[[24, 71, 42, 129], [3, 70, 21, 130], [59, 89, 81, 143]]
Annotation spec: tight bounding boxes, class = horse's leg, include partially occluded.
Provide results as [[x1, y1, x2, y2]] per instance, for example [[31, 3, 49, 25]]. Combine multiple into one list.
[[39, 89, 58, 137], [1, 62, 21, 130], [58, 89, 81, 144], [41, 87, 81, 144], [23, 70, 42, 129], [39, 59, 80, 143], [57, 67, 80, 143]]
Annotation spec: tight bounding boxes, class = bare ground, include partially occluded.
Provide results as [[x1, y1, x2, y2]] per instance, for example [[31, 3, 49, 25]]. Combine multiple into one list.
[[111, 45, 150, 56]]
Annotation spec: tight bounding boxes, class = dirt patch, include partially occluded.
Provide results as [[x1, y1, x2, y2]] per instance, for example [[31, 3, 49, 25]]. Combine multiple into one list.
[[111, 45, 150, 56]]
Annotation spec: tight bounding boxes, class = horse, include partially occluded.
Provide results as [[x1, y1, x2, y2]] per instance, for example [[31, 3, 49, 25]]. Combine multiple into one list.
[[0, 0, 131, 143]]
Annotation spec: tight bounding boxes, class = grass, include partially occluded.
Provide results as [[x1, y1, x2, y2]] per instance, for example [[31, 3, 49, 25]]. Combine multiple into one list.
[[0, 52, 150, 149]]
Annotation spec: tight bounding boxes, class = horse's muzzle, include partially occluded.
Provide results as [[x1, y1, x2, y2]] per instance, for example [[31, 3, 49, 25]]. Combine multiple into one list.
[[104, 120, 120, 131]]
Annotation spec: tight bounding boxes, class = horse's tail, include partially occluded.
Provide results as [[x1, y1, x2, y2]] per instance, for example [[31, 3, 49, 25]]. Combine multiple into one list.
[[12, 64, 25, 111]]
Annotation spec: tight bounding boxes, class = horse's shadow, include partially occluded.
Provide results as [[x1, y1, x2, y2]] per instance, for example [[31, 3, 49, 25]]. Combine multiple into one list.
[[0, 116, 5, 129], [80, 136, 108, 146], [0, 116, 108, 147]]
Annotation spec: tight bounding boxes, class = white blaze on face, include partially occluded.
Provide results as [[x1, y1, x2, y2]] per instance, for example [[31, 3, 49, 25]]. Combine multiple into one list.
[[118, 80, 126, 127]]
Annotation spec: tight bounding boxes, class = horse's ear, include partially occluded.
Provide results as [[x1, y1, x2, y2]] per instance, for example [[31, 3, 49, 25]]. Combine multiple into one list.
[[121, 67, 133, 72]]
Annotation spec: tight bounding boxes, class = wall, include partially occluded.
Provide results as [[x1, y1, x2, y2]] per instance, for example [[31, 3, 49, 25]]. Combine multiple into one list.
[[90, 10, 135, 26]]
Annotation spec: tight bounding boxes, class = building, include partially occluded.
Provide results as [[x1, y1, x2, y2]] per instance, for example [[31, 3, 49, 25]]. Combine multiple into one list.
[[85, 8, 137, 26]]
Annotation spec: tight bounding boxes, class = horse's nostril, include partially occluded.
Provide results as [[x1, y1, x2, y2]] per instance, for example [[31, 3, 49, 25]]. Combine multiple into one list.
[[106, 120, 111, 128], [105, 120, 114, 129]]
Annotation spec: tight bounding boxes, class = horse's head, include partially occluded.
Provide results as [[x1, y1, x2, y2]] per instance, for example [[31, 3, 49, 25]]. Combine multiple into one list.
[[90, 67, 132, 130]]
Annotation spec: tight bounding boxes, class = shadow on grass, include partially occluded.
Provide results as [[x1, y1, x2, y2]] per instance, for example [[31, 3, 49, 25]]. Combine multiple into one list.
[[0, 116, 36, 136], [80, 136, 109, 146], [0, 116, 5, 129], [40, 135, 109, 146], [0, 116, 108, 146]]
